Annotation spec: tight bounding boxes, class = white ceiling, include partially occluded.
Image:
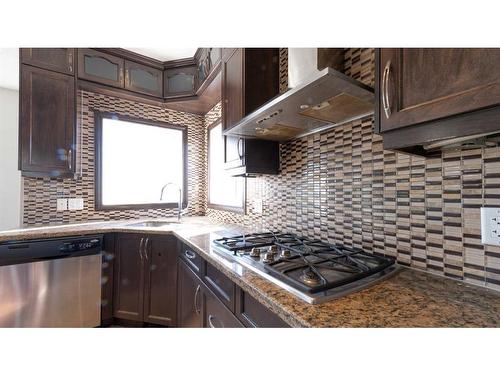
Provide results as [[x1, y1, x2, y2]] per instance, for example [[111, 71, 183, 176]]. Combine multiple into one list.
[[0, 48, 19, 90], [126, 48, 198, 62]]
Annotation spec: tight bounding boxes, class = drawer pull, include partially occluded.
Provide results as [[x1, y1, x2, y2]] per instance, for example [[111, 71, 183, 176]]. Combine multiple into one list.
[[185, 250, 196, 259], [194, 285, 201, 315], [381, 59, 392, 119], [208, 314, 223, 328]]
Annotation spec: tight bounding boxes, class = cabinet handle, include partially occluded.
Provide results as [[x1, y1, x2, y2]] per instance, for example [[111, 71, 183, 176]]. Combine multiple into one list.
[[144, 237, 149, 261], [208, 315, 222, 328], [125, 69, 130, 87], [67, 149, 72, 171], [139, 237, 144, 261], [119, 67, 124, 84], [237, 138, 243, 159], [194, 285, 201, 315], [185, 250, 196, 259], [381, 60, 392, 119], [68, 52, 73, 73]]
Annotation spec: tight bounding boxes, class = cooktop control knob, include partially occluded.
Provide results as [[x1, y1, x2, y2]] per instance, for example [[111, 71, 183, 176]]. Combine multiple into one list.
[[249, 247, 261, 257], [280, 249, 292, 259], [268, 245, 278, 255], [263, 252, 275, 263]]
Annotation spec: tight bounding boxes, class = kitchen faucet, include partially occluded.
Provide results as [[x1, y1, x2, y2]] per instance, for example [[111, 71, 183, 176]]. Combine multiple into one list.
[[160, 182, 184, 222]]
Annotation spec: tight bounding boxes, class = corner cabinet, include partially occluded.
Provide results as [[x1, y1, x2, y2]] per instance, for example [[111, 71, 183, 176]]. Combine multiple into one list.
[[375, 48, 500, 154], [113, 233, 178, 326], [164, 65, 197, 98], [19, 63, 75, 177], [222, 48, 281, 176]]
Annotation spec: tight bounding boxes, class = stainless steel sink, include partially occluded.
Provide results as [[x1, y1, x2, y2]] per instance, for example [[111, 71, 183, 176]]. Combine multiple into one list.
[[126, 220, 179, 228]]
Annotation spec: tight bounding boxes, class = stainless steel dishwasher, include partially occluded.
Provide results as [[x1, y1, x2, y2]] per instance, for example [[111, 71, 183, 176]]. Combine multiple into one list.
[[0, 235, 102, 327]]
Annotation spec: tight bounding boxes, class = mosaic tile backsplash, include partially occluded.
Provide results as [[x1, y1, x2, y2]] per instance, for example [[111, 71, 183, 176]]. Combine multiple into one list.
[[205, 48, 500, 291], [23, 91, 206, 224], [21, 48, 500, 292]]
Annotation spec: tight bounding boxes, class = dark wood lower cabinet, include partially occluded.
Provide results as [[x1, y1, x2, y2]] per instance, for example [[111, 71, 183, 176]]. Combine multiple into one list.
[[177, 259, 204, 327], [204, 286, 243, 328], [113, 233, 177, 326], [143, 236, 178, 326], [235, 289, 289, 328]]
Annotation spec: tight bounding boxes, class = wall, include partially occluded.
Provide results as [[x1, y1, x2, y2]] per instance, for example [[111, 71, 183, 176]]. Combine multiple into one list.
[[0, 87, 22, 229], [22, 91, 206, 225], [205, 48, 500, 292]]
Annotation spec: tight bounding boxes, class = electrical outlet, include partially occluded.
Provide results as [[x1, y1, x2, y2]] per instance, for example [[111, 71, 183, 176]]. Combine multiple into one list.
[[68, 198, 84, 211], [56, 198, 68, 211], [481, 207, 500, 246], [253, 198, 263, 214]]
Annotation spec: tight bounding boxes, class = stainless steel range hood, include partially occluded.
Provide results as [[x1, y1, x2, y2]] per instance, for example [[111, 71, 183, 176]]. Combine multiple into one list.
[[224, 48, 375, 142]]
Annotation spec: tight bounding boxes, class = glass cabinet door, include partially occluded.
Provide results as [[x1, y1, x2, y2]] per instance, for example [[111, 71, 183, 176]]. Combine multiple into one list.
[[164, 66, 197, 98], [77, 49, 124, 88], [124, 61, 163, 97]]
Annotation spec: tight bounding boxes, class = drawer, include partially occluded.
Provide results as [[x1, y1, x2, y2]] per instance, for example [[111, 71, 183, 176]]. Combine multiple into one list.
[[203, 262, 235, 312], [179, 242, 203, 276], [204, 285, 243, 328], [236, 289, 289, 328]]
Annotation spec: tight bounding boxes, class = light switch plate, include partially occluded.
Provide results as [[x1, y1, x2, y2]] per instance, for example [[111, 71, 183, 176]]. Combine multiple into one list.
[[56, 198, 67, 211], [68, 198, 84, 211], [253, 198, 263, 214], [481, 207, 500, 246]]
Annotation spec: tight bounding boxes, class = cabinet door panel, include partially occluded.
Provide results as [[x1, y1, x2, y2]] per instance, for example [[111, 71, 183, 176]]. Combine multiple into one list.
[[125, 61, 162, 97], [21, 48, 75, 75], [379, 48, 500, 132], [164, 66, 197, 98], [177, 260, 203, 327], [78, 49, 124, 88], [236, 290, 288, 327], [222, 48, 243, 131], [143, 236, 178, 326], [113, 234, 145, 322], [204, 286, 243, 328], [20, 65, 74, 176]]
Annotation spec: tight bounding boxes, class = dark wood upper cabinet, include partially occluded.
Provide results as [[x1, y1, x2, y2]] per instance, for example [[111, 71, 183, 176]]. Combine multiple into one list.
[[222, 48, 280, 176], [375, 48, 500, 153], [20, 65, 75, 177], [164, 65, 198, 98], [78, 49, 124, 88], [177, 259, 204, 328], [143, 236, 178, 326], [113, 234, 145, 322], [124, 60, 163, 97], [21, 48, 75, 75]]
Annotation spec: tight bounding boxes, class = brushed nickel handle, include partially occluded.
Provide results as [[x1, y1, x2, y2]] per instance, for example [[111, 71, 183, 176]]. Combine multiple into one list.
[[237, 138, 243, 159], [67, 149, 72, 171], [194, 285, 201, 315], [144, 237, 149, 261], [381, 60, 392, 119], [139, 237, 144, 261], [185, 250, 196, 259], [208, 315, 222, 328], [68, 52, 73, 73]]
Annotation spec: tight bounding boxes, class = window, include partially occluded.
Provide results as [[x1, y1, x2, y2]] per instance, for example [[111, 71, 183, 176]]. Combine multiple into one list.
[[95, 112, 187, 210], [208, 121, 245, 212]]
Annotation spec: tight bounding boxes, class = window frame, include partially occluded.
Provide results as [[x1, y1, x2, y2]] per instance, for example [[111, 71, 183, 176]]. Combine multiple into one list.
[[94, 110, 188, 211], [207, 119, 246, 214]]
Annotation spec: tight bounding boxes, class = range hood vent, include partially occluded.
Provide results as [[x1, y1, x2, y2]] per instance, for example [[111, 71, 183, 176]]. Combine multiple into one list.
[[224, 48, 375, 142]]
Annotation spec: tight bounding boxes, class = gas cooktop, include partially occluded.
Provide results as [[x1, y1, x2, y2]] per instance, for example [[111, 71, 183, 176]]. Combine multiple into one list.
[[213, 232, 398, 304]]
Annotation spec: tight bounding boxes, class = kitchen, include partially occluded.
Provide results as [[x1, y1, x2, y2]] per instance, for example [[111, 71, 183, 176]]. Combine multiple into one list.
[[0, 2, 499, 374]]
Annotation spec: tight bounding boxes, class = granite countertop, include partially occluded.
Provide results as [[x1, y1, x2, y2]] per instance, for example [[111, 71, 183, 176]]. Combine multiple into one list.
[[1, 217, 499, 328]]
